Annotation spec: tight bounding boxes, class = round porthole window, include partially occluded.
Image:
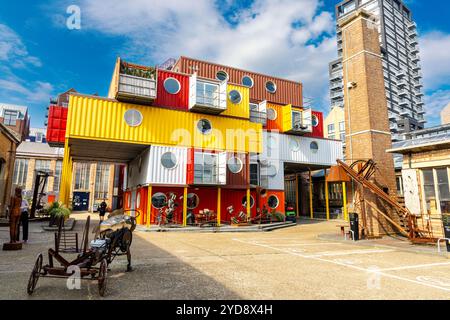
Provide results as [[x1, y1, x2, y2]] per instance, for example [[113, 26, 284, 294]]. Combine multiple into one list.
[[163, 77, 181, 94], [151, 192, 167, 209], [197, 119, 212, 135], [227, 157, 243, 174], [268, 195, 279, 209], [242, 75, 254, 88], [216, 70, 229, 81], [267, 108, 277, 120], [310, 141, 319, 154], [187, 193, 199, 209], [228, 90, 242, 104], [267, 165, 278, 177], [241, 195, 255, 208], [266, 81, 277, 93], [289, 138, 300, 152], [312, 115, 319, 127], [161, 152, 178, 169], [124, 109, 143, 127]]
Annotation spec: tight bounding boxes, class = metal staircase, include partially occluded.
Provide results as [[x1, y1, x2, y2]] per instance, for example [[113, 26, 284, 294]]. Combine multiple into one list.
[[336, 159, 436, 243]]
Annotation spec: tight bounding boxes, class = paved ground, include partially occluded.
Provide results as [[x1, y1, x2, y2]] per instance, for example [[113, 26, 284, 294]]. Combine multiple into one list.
[[1, 213, 450, 300]]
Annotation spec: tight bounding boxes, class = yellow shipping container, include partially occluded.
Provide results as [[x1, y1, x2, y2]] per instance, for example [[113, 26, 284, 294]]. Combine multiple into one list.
[[67, 94, 262, 153], [222, 84, 250, 119]]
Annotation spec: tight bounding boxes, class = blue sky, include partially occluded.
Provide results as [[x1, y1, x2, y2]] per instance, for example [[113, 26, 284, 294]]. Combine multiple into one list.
[[0, 0, 449, 128]]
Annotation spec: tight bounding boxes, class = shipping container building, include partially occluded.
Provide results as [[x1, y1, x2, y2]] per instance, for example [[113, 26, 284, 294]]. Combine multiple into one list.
[[49, 56, 344, 227]]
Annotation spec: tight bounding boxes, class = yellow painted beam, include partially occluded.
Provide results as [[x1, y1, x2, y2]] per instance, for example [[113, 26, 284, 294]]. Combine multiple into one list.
[[325, 180, 330, 221], [217, 188, 221, 226], [246, 188, 251, 219], [59, 139, 72, 206], [146, 185, 152, 228], [183, 187, 188, 227], [309, 170, 313, 219], [343, 182, 348, 221]]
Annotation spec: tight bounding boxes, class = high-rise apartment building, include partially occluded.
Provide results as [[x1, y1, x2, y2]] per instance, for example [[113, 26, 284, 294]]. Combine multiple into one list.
[[329, 0, 426, 141]]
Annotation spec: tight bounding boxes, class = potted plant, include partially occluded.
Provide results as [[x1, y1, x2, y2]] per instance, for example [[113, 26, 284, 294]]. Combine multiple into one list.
[[46, 201, 71, 226]]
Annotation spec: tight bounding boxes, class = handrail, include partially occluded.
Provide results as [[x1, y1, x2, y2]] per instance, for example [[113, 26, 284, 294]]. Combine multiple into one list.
[[345, 230, 356, 242], [437, 238, 450, 253], [336, 159, 418, 240]]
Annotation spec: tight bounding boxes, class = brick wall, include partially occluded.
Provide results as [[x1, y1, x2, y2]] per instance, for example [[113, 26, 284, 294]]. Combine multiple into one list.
[[341, 10, 399, 237], [0, 131, 17, 216]]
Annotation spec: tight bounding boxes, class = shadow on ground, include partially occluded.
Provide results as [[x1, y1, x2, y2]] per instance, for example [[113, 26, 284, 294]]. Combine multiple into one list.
[[0, 213, 241, 300]]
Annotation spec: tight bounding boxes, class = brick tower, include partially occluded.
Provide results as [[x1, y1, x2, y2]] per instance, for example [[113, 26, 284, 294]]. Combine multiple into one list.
[[340, 10, 398, 236]]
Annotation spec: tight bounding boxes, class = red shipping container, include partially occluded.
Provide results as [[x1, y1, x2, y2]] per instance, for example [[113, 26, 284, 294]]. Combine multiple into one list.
[[305, 111, 324, 138], [154, 69, 190, 111], [46, 105, 68, 147]]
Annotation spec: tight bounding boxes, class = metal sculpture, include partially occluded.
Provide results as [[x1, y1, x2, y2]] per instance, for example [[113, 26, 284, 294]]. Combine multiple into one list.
[[27, 210, 139, 297]]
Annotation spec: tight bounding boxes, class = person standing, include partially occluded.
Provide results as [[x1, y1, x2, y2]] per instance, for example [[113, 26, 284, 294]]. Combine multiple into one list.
[[19, 198, 29, 243], [8, 187, 22, 244], [98, 200, 107, 222]]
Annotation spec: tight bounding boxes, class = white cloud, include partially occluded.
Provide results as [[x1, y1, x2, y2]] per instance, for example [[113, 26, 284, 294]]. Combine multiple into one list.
[[0, 78, 53, 103], [79, 0, 337, 109], [424, 89, 450, 125], [0, 24, 42, 68], [418, 31, 450, 126], [420, 31, 450, 90], [0, 23, 53, 107]]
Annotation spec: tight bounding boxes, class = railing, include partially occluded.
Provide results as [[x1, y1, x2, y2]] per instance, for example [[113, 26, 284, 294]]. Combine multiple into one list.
[[118, 73, 156, 99], [330, 91, 343, 99], [250, 110, 267, 126], [195, 88, 225, 109], [437, 238, 450, 254]]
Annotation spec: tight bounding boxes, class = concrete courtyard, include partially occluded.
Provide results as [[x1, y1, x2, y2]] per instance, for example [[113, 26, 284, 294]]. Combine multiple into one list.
[[1, 213, 450, 300]]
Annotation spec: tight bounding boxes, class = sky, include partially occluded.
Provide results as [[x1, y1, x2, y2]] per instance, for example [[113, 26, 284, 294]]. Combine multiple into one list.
[[0, 0, 449, 128]]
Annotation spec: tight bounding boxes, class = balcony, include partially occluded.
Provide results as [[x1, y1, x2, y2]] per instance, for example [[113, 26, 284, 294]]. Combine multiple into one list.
[[410, 47, 419, 54], [411, 54, 420, 63], [388, 112, 397, 120], [192, 151, 226, 186], [415, 91, 424, 97], [413, 72, 422, 79], [189, 76, 227, 114], [398, 89, 408, 97], [330, 81, 343, 90], [285, 108, 313, 135], [408, 29, 418, 37], [332, 102, 344, 109], [412, 64, 421, 71], [115, 59, 157, 104], [399, 100, 409, 107], [390, 122, 398, 132], [396, 70, 406, 78], [414, 81, 423, 89], [407, 21, 417, 30], [400, 107, 411, 115], [330, 91, 343, 100], [250, 102, 267, 126], [397, 79, 407, 87], [330, 72, 342, 81]]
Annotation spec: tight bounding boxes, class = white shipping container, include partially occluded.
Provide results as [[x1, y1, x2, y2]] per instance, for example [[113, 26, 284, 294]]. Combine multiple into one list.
[[127, 145, 188, 187], [149, 145, 187, 185], [260, 132, 343, 167]]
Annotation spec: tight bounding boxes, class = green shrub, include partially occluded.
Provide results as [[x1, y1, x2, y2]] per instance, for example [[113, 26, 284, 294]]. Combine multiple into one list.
[[45, 202, 71, 225]]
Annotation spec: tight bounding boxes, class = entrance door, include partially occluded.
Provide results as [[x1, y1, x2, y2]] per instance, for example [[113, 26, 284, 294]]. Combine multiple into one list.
[[73, 192, 90, 211]]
